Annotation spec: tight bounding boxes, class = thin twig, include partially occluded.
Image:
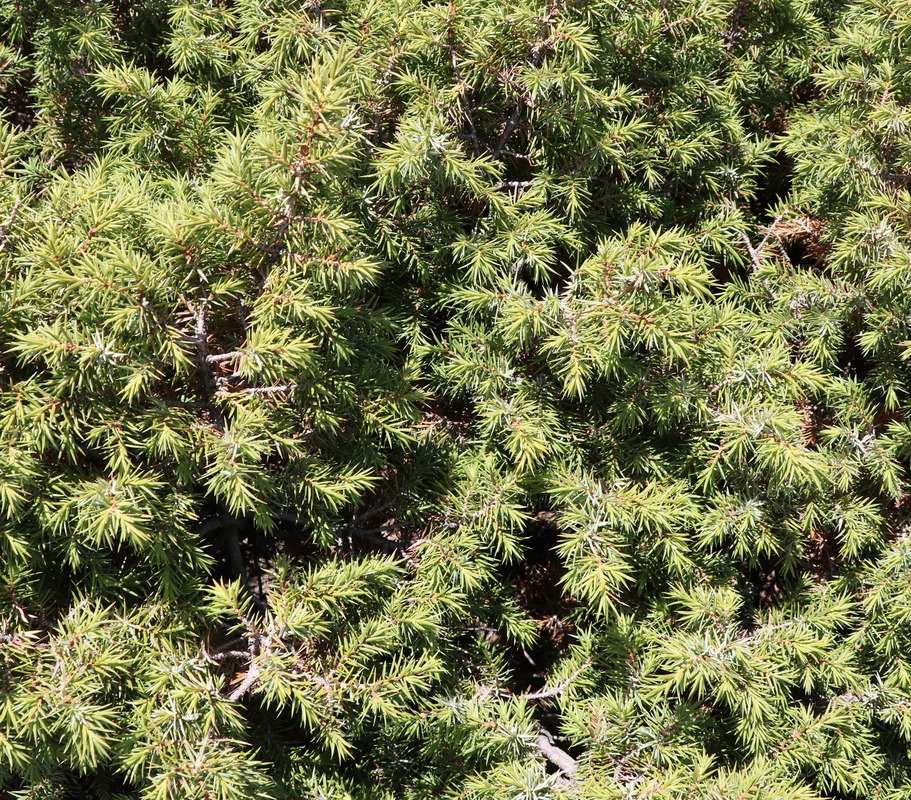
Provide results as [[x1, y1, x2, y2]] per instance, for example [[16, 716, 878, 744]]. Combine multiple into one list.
[[520, 660, 591, 701], [218, 384, 298, 396], [742, 214, 784, 271], [0, 198, 22, 253], [741, 232, 763, 272], [206, 351, 244, 364], [228, 663, 260, 702]]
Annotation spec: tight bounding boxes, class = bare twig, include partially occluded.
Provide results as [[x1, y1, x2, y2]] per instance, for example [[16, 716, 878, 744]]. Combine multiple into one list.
[[495, 180, 535, 191], [757, 213, 784, 253], [218, 384, 298, 396], [192, 300, 226, 429], [613, 740, 657, 784], [206, 649, 251, 663], [520, 660, 591, 701], [741, 232, 763, 272], [228, 663, 260, 702], [535, 729, 578, 778], [206, 351, 245, 364], [0, 198, 22, 253], [742, 214, 784, 270], [493, 103, 524, 158]]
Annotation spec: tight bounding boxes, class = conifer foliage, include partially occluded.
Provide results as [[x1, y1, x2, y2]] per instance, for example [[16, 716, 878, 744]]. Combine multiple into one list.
[[1, 0, 911, 797]]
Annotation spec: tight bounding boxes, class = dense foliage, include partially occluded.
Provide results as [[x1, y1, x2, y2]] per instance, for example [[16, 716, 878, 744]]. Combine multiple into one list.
[[2, 0, 911, 797]]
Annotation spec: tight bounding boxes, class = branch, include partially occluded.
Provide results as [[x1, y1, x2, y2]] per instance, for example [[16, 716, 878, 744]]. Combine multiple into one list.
[[192, 300, 225, 429], [223, 517, 269, 613], [613, 740, 658, 784], [228, 662, 260, 702], [757, 213, 784, 254], [535, 729, 578, 778], [272, 508, 408, 555], [520, 659, 591, 701], [206, 351, 244, 364], [197, 514, 268, 612], [0, 198, 22, 253], [493, 103, 524, 157], [740, 232, 763, 272], [221, 633, 269, 703], [741, 216, 786, 302], [218, 384, 298, 396], [741, 214, 784, 272], [206, 649, 250, 663], [495, 180, 534, 191]]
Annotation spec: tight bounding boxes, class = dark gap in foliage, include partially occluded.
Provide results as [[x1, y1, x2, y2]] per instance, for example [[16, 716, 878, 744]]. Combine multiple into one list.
[[503, 511, 574, 696]]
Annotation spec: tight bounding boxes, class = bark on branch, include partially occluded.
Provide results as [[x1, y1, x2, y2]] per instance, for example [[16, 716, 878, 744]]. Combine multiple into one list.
[[535, 729, 578, 778]]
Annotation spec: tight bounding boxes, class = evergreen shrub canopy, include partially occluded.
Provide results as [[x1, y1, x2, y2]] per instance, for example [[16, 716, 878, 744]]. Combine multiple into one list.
[[1, 0, 911, 797]]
